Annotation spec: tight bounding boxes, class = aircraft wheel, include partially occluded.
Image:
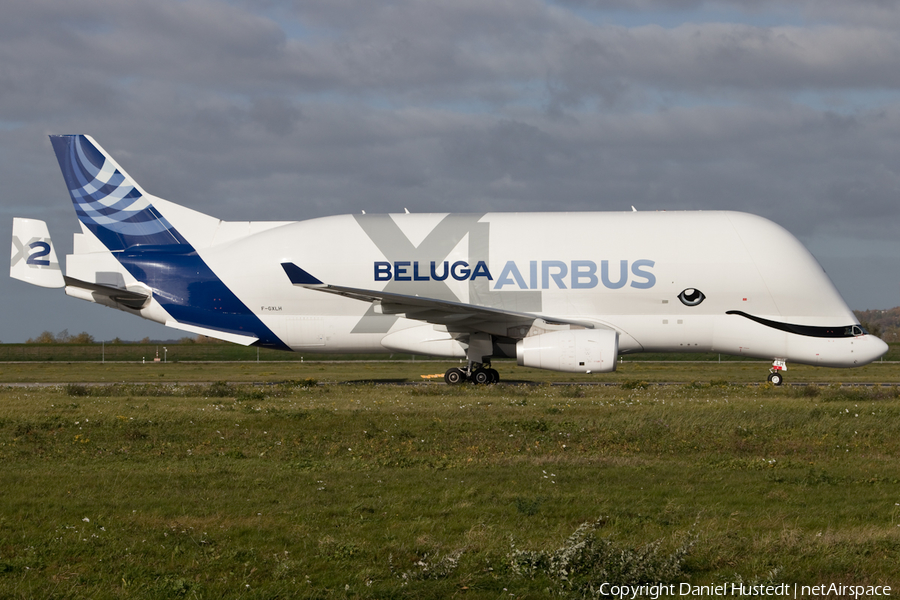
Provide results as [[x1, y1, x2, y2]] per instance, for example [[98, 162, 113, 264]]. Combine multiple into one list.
[[444, 368, 465, 385], [472, 368, 491, 385], [767, 372, 784, 386], [487, 368, 500, 384]]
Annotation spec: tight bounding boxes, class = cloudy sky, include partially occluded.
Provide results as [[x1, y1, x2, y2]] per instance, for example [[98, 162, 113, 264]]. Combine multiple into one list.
[[3, 0, 900, 342]]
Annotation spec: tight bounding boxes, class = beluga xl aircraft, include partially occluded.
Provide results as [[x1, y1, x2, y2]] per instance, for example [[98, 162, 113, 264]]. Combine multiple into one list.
[[10, 135, 888, 385]]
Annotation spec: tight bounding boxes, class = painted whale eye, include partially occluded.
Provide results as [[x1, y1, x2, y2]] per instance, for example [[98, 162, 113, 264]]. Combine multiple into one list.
[[678, 288, 705, 306]]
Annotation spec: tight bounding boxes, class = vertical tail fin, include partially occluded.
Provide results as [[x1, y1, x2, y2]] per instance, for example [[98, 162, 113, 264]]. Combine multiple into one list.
[[49, 135, 189, 251]]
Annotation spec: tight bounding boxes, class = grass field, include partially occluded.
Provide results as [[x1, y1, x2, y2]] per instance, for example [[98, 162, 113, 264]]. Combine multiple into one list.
[[2, 342, 899, 364], [1, 363, 899, 598], [1, 357, 899, 385]]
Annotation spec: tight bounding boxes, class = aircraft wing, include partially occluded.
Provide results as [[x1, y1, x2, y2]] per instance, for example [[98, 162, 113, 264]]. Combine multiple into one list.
[[281, 262, 595, 336]]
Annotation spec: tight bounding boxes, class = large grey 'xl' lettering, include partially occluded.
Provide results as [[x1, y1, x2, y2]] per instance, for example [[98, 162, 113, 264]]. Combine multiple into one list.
[[350, 214, 541, 333]]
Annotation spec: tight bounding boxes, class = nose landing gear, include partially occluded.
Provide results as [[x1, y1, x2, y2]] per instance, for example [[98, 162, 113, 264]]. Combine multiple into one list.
[[767, 359, 787, 386]]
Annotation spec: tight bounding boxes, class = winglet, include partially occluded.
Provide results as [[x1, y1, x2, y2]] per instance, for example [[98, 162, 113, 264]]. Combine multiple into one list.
[[281, 262, 324, 286]]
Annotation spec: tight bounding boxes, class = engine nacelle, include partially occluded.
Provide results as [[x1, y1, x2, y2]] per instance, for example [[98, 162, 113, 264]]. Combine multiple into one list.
[[516, 329, 618, 373]]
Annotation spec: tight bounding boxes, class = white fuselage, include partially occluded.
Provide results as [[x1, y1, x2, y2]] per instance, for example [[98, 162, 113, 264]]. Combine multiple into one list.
[[150, 210, 884, 368]]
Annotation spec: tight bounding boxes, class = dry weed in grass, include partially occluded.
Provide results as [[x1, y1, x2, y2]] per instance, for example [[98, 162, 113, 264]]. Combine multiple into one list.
[[508, 517, 697, 597]]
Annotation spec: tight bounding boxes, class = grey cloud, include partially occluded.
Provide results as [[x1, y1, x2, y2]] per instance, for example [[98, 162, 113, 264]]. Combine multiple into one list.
[[541, 24, 900, 112], [278, 14, 900, 115], [8, 0, 900, 115], [552, 0, 900, 28]]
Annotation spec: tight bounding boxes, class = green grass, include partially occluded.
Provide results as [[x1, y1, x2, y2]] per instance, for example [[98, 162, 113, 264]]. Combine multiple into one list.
[[0, 357, 899, 385], [1, 378, 899, 598], [2, 341, 899, 363], [0, 342, 423, 362]]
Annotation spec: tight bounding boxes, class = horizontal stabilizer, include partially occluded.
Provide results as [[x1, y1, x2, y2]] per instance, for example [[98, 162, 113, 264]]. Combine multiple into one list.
[[63, 276, 150, 309], [164, 321, 259, 346]]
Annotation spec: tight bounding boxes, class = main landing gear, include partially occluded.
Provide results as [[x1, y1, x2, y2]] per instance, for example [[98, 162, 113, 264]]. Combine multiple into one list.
[[767, 358, 787, 386], [444, 362, 500, 385], [445, 332, 499, 384]]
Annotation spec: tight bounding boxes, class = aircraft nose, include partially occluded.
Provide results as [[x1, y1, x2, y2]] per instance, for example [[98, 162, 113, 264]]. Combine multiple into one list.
[[861, 335, 889, 364]]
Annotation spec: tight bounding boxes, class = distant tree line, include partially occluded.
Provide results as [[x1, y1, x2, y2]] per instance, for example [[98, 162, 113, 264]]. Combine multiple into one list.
[[23, 330, 227, 344], [178, 335, 226, 344], [27, 329, 95, 344], [855, 308, 900, 342]]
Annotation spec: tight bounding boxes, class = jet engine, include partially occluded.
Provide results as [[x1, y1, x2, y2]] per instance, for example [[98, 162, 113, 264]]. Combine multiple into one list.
[[516, 329, 618, 373]]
